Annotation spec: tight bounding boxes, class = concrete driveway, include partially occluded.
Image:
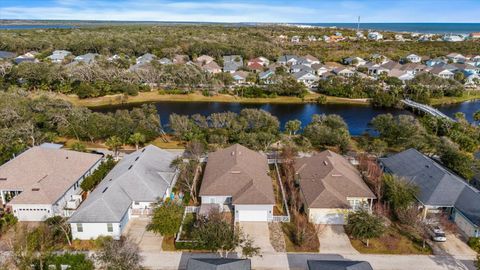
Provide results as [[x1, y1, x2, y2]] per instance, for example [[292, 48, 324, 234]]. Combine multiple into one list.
[[123, 218, 163, 252], [435, 233, 476, 257], [239, 222, 275, 253], [317, 225, 359, 255]]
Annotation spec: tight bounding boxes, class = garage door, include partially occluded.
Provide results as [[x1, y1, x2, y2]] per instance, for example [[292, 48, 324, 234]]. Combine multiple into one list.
[[238, 210, 268, 222], [315, 213, 345, 224]]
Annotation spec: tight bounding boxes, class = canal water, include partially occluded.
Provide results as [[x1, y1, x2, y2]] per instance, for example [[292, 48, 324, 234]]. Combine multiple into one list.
[[93, 100, 480, 136]]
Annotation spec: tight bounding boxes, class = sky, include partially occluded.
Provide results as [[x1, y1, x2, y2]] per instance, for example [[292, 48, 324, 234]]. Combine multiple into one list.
[[0, 0, 479, 23]]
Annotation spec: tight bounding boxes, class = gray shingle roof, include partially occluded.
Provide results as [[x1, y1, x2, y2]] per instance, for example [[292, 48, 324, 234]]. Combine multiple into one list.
[[381, 148, 480, 226], [69, 145, 178, 223], [187, 258, 251, 270], [307, 260, 373, 270]]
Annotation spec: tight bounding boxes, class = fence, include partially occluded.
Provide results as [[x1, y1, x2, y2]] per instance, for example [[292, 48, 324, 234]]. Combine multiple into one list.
[[271, 159, 291, 223], [175, 206, 199, 243]]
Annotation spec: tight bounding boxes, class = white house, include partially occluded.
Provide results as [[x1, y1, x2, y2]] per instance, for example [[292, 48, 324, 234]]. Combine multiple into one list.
[[291, 36, 301, 43], [430, 67, 455, 79], [0, 144, 103, 221], [368, 32, 383, 41], [69, 145, 178, 240], [198, 144, 275, 222], [447, 53, 467, 63], [443, 35, 464, 42], [295, 151, 375, 224], [344, 57, 367, 67], [406, 54, 422, 63], [47, 50, 72, 63], [293, 70, 319, 87]]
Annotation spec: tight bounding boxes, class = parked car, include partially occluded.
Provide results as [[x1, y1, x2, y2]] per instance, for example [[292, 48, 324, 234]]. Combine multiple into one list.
[[430, 226, 447, 242]]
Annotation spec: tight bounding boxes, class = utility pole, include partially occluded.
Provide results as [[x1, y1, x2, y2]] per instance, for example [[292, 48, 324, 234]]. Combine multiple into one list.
[[357, 16, 361, 32]]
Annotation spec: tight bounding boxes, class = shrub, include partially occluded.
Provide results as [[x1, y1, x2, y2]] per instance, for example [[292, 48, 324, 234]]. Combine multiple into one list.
[[468, 237, 480, 252]]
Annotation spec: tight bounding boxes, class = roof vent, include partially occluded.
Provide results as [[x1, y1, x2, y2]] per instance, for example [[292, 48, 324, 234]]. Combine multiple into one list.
[[0, 177, 6, 181], [332, 174, 342, 177], [231, 151, 235, 156], [323, 161, 328, 166], [128, 165, 133, 170], [135, 156, 140, 161], [425, 164, 430, 168], [230, 170, 241, 174], [142, 148, 146, 153], [102, 187, 108, 193], [66, 156, 69, 159], [32, 188, 40, 191]]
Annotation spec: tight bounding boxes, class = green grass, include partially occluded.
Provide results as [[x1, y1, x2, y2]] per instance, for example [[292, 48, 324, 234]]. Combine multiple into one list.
[[430, 91, 480, 105], [350, 225, 432, 255]]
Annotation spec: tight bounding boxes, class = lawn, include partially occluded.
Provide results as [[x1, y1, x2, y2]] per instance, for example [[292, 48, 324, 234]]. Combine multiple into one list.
[[430, 91, 480, 105], [281, 222, 320, 253], [350, 225, 432, 255]]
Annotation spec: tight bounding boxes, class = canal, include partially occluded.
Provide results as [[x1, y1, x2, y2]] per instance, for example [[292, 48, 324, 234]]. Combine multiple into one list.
[[93, 100, 480, 136]]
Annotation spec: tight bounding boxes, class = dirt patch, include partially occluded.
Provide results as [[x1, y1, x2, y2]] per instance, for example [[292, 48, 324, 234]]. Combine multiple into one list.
[[268, 222, 286, 252]]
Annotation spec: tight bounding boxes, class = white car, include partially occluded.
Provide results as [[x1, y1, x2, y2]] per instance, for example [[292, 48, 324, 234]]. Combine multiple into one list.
[[430, 226, 447, 242]]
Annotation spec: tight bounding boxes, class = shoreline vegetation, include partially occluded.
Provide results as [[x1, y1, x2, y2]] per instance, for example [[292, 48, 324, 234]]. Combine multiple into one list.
[[53, 90, 480, 108]]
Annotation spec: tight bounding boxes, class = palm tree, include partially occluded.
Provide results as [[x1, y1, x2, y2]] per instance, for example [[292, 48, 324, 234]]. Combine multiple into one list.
[[105, 136, 122, 158], [129, 132, 146, 150]]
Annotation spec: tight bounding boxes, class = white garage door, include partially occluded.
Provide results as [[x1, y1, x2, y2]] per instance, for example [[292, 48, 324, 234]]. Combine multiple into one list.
[[238, 210, 268, 222], [315, 213, 345, 224]]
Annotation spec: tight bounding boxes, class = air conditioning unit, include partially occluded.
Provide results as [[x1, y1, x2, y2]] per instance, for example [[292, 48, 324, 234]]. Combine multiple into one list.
[[66, 195, 82, 209]]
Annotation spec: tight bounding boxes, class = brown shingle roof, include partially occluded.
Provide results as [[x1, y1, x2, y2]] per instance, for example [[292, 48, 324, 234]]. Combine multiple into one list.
[[0, 146, 102, 205], [295, 150, 375, 209], [199, 144, 274, 205]]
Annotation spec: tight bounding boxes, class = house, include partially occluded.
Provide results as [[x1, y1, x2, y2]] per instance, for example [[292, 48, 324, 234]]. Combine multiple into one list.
[[74, 53, 99, 64], [295, 151, 375, 224], [367, 32, 383, 40], [381, 60, 402, 71], [247, 61, 264, 72], [259, 70, 275, 84], [247, 57, 269, 67], [186, 258, 251, 270], [0, 145, 103, 221], [381, 149, 480, 238], [395, 34, 405, 41], [14, 51, 39, 64], [198, 144, 275, 222], [443, 34, 464, 42], [0, 51, 16, 60], [277, 55, 300, 66], [196, 55, 215, 65], [223, 55, 243, 73], [447, 53, 467, 63], [232, 71, 249, 84], [430, 67, 455, 79], [356, 31, 365, 39], [333, 67, 355, 77], [293, 70, 319, 87], [291, 36, 301, 43], [69, 145, 178, 240], [400, 63, 426, 75], [202, 61, 222, 74], [158, 57, 173, 65], [371, 54, 389, 65], [47, 50, 72, 63], [470, 32, 480, 39], [343, 57, 367, 67], [173, 54, 190, 64], [290, 64, 313, 74], [405, 54, 422, 63], [426, 57, 448, 67], [388, 69, 415, 82], [304, 54, 320, 65], [465, 74, 480, 88], [311, 64, 329, 75], [136, 53, 156, 64], [307, 260, 373, 270], [307, 35, 317, 42]]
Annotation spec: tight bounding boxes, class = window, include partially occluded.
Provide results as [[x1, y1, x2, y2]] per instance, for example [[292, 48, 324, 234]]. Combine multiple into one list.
[[77, 223, 83, 232], [107, 223, 113, 232], [209, 197, 215, 204]]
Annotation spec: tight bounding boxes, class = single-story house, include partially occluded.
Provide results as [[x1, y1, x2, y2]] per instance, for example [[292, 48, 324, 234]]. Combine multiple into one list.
[[74, 53, 99, 64], [259, 70, 275, 84], [388, 69, 415, 82], [295, 150, 375, 224], [173, 54, 190, 64], [247, 57, 269, 67], [405, 54, 422, 63], [159, 57, 173, 65], [291, 36, 301, 43], [344, 57, 367, 67], [47, 50, 72, 63], [14, 51, 39, 64], [290, 64, 314, 74], [247, 61, 264, 72], [196, 55, 215, 65], [430, 67, 455, 79], [304, 54, 320, 65], [426, 57, 448, 67], [136, 53, 156, 64], [199, 144, 275, 222], [69, 145, 178, 240], [232, 71, 249, 84], [0, 145, 103, 221], [447, 53, 467, 63], [293, 70, 319, 87], [223, 61, 241, 73], [277, 55, 300, 66], [202, 61, 222, 74], [381, 148, 480, 238], [311, 64, 329, 75], [307, 260, 373, 270], [333, 67, 355, 77], [368, 32, 383, 40], [187, 258, 251, 270]]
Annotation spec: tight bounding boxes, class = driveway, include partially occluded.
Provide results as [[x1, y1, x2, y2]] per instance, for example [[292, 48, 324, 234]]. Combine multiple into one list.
[[123, 218, 163, 252], [434, 233, 476, 257], [239, 222, 275, 253], [317, 225, 359, 255]]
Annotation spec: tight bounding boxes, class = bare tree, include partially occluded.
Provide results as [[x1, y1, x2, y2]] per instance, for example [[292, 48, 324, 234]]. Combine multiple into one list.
[[95, 237, 143, 270]]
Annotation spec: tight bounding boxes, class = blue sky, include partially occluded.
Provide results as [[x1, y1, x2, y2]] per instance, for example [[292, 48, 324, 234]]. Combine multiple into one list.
[[1, 0, 479, 23]]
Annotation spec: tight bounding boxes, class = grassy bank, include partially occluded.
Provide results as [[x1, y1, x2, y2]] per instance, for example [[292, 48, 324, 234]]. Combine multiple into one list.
[[430, 91, 480, 106], [55, 91, 370, 108]]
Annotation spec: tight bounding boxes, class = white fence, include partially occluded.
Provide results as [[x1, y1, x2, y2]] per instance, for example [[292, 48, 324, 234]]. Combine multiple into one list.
[[272, 160, 291, 223], [175, 206, 199, 243]]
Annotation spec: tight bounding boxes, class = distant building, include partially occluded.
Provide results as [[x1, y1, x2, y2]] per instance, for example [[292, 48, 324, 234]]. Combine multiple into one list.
[[74, 53, 99, 64], [291, 35, 301, 43], [47, 50, 71, 63], [405, 54, 422, 63], [307, 260, 373, 270], [187, 258, 251, 270], [367, 32, 383, 40], [470, 32, 480, 39], [443, 34, 464, 42], [14, 51, 39, 64]]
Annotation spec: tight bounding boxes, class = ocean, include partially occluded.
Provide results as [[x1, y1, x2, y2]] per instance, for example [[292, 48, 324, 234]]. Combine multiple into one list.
[[303, 23, 480, 34]]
